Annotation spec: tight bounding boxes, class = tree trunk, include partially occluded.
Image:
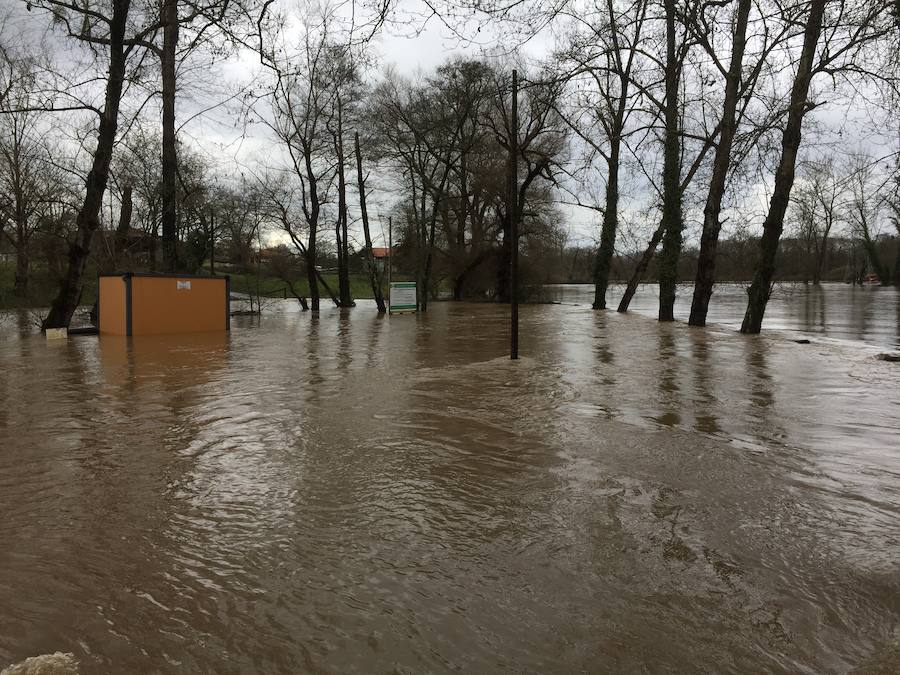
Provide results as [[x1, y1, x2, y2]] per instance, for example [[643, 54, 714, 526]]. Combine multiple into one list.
[[13, 240, 28, 296], [656, 0, 683, 323], [894, 230, 900, 286], [741, 0, 826, 334], [419, 173, 452, 312], [453, 275, 463, 300], [334, 214, 344, 299], [813, 218, 831, 285], [592, 0, 647, 309], [315, 265, 341, 306], [354, 132, 386, 313], [208, 213, 216, 276], [43, 0, 131, 330], [688, 0, 751, 326], [305, 248, 319, 311], [161, 0, 178, 272], [862, 231, 891, 285], [12, 164, 28, 296], [284, 276, 309, 311], [593, 148, 619, 310], [422, 209, 437, 312], [114, 183, 133, 265], [618, 219, 665, 313], [149, 221, 158, 271], [334, 94, 352, 306], [457, 151, 468, 260], [305, 145, 321, 311]]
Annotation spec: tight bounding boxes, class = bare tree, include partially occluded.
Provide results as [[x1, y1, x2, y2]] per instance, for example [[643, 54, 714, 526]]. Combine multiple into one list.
[[847, 154, 893, 284], [154, 0, 247, 271], [0, 47, 64, 296], [687, 0, 755, 325], [35, 0, 135, 328], [888, 156, 900, 285], [253, 4, 348, 311], [741, 0, 896, 332], [557, 0, 649, 310], [355, 131, 386, 312], [325, 49, 361, 308], [788, 157, 845, 284], [369, 66, 465, 310], [488, 65, 566, 303]]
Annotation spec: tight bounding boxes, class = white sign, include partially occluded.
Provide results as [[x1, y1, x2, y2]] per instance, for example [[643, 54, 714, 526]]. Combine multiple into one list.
[[389, 282, 417, 313], [176, 280, 192, 290]]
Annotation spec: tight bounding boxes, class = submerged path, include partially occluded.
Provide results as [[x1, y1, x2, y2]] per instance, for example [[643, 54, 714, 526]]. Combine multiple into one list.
[[1, 301, 898, 673]]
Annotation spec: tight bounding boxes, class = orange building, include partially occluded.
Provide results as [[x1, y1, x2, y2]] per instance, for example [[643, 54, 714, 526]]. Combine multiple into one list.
[[98, 273, 230, 336]]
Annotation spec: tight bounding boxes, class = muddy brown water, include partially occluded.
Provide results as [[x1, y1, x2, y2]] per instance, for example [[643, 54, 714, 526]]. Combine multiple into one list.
[[1, 283, 899, 673]]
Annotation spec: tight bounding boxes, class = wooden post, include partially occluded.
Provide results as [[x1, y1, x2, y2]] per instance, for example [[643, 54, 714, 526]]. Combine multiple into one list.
[[510, 69, 519, 360]]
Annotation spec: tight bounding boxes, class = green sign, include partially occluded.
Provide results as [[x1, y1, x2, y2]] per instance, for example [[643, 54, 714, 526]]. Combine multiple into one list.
[[389, 282, 417, 313]]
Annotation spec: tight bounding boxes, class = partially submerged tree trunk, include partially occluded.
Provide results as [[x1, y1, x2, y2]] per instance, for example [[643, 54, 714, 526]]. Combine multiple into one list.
[[593, 150, 619, 309], [859, 213, 892, 284], [618, 219, 665, 313], [161, 0, 179, 272], [305, 151, 321, 311], [741, 0, 826, 334], [423, 208, 437, 312], [43, 0, 131, 330], [354, 132, 386, 313], [813, 212, 833, 285], [334, 94, 352, 307], [894, 218, 900, 286], [656, 0, 684, 323], [592, 0, 646, 310], [688, 0, 752, 326], [419, 162, 455, 312], [314, 266, 341, 305], [13, 239, 28, 297], [284, 276, 309, 311], [894, 244, 900, 286], [11, 156, 30, 296]]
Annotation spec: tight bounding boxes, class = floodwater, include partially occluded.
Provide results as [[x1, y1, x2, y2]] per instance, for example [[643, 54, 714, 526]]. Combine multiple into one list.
[[1, 285, 899, 673], [545, 281, 900, 349]]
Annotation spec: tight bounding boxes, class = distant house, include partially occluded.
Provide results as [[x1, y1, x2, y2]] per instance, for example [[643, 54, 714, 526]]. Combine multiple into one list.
[[371, 247, 391, 259]]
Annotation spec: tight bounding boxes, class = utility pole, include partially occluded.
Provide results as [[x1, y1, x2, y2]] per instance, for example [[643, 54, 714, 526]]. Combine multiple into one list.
[[387, 216, 392, 312], [509, 69, 519, 360]]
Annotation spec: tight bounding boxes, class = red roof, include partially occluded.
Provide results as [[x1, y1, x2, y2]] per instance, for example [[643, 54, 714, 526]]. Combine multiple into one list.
[[371, 247, 391, 258]]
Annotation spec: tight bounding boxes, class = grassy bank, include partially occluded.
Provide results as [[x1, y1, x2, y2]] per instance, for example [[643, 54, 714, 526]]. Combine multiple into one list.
[[0, 265, 98, 311]]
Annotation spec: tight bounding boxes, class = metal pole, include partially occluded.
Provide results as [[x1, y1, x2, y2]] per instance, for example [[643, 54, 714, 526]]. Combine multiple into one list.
[[510, 69, 519, 360], [388, 216, 392, 314]]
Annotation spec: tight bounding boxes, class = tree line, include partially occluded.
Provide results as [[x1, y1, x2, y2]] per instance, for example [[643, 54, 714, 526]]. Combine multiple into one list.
[[0, 0, 897, 333]]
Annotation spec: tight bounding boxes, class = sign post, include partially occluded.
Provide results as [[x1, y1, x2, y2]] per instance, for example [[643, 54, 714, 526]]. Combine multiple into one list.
[[389, 282, 417, 314]]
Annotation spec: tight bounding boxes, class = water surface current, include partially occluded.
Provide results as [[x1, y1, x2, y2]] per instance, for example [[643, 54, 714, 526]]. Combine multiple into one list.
[[1, 285, 898, 673]]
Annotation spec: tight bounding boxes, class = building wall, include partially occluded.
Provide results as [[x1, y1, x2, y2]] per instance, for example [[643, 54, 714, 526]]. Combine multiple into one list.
[[131, 276, 227, 335], [99, 276, 127, 336], [99, 275, 228, 336]]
